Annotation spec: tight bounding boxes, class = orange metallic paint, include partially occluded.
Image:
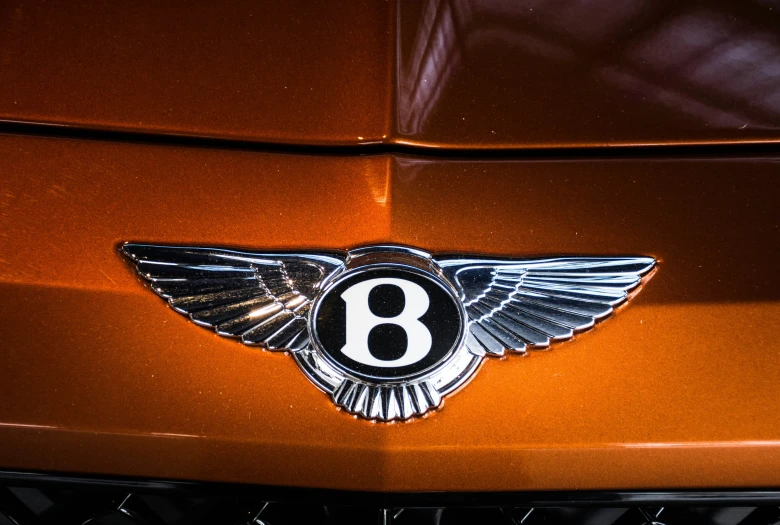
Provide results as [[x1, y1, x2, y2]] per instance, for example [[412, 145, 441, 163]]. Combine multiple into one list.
[[0, 0, 393, 145], [0, 134, 778, 491], [1, 0, 779, 148]]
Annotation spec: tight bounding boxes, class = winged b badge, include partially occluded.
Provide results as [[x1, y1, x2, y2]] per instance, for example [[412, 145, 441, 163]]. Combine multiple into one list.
[[122, 244, 655, 421]]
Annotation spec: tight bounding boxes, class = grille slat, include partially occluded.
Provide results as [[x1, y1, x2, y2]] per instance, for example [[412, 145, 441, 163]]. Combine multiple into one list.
[[1, 480, 779, 525]]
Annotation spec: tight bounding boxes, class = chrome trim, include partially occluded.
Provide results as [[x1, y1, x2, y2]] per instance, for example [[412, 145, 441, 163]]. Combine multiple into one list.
[[436, 256, 656, 357], [308, 263, 467, 383], [301, 250, 474, 421], [121, 243, 655, 422]]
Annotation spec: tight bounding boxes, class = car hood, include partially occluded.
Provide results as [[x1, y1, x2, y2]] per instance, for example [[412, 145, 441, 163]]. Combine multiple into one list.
[[0, 0, 779, 493], [0, 137, 778, 491]]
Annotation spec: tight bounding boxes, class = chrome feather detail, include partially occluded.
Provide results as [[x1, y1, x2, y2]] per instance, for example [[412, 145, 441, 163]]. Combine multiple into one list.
[[121, 244, 344, 351], [122, 244, 656, 422], [436, 257, 656, 357], [333, 378, 442, 421]]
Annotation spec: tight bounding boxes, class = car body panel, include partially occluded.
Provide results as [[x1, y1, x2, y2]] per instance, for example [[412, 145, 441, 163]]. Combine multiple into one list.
[[1, 0, 779, 148], [395, 0, 780, 148], [0, 0, 393, 145], [0, 134, 777, 490]]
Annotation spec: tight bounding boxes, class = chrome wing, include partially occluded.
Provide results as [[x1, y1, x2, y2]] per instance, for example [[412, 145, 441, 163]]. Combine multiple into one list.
[[436, 256, 656, 356], [121, 244, 344, 351]]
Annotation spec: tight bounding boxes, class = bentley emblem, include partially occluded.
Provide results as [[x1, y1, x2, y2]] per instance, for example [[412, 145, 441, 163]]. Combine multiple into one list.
[[121, 244, 655, 421]]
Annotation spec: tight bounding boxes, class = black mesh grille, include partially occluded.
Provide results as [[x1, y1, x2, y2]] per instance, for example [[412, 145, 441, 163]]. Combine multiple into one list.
[[1, 476, 779, 525]]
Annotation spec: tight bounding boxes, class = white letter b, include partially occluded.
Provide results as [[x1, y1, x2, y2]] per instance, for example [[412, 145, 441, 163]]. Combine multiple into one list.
[[340, 278, 432, 368]]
